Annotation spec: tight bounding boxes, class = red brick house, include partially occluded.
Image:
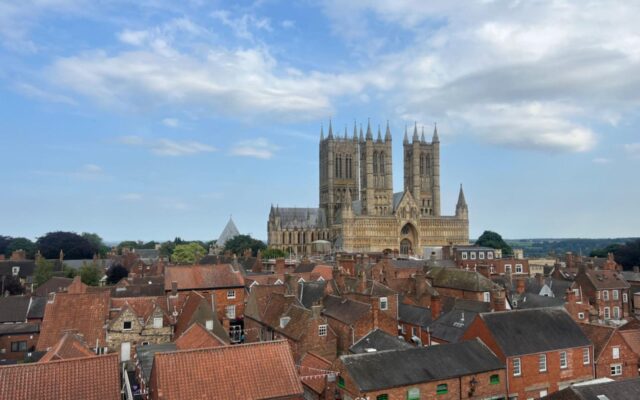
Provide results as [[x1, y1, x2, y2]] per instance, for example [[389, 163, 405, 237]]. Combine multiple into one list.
[[0, 296, 45, 361], [580, 323, 639, 380], [335, 339, 507, 400], [148, 340, 304, 399], [299, 351, 336, 400], [574, 266, 631, 322], [426, 266, 506, 308], [462, 308, 594, 399]]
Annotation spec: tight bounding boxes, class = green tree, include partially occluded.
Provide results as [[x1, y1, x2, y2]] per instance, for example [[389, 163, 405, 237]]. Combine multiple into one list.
[[224, 234, 266, 257], [171, 242, 207, 264], [159, 241, 176, 258], [1, 275, 24, 295], [0, 235, 13, 257], [261, 247, 286, 259], [79, 261, 102, 286], [106, 264, 129, 285], [37, 231, 94, 259], [34, 257, 54, 287], [476, 230, 513, 256], [81, 232, 109, 257], [62, 264, 77, 278], [6, 237, 37, 259]]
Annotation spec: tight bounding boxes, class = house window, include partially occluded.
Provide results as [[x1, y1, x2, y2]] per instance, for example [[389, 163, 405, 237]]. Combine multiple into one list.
[[337, 376, 345, 388], [612, 290, 619, 300], [604, 307, 610, 320], [490, 266, 495, 273], [583, 348, 590, 364], [611, 364, 622, 376], [401, 324, 406, 334], [505, 264, 512, 274], [483, 292, 491, 302], [379, 297, 388, 310], [613, 306, 620, 320], [488, 252, 494, 260], [153, 317, 163, 329], [318, 324, 327, 337], [376, 395, 389, 400], [12, 266, 19, 276], [141, 341, 149, 346], [612, 347, 620, 359], [603, 290, 609, 301], [623, 293, 628, 303], [490, 374, 500, 385], [411, 327, 417, 337], [10, 341, 27, 352], [123, 321, 132, 331], [539, 354, 547, 372], [461, 252, 468, 260], [479, 252, 485, 260], [513, 358, 521, 376], [560, 351, 568, 369], [578, 312, 585, 320], [515, 264, 523, 274], [227, 289, 236, 299], [407, 388, 420, 400], [470, 252, 476, 260], [225, 305, 236, 319], [436, 384, 448, 395], [205, 320, 214, 330]]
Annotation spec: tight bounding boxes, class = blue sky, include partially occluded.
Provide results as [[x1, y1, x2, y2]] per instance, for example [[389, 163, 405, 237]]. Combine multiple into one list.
[[1, 0, 639, 242]]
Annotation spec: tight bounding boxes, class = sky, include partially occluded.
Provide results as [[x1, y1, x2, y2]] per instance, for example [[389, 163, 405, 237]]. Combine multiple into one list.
[[1, 0, 639, 242]]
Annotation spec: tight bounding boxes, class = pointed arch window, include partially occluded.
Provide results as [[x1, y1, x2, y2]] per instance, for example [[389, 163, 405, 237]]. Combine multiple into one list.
[[379, 152, 385, 174], [373, 151, 378, 174], [420, 154, 424, 174]]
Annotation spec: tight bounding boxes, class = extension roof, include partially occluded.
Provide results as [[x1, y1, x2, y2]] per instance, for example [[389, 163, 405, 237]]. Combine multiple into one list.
[[349, 328, 413, 354], [165, 264, 244, 291], [175, 322, 227, 350], [298, 280, 326, 309], [398, 303, 433, 329], [136, 343, 177, 384], [150, 340, 303, 399], [581, 269, 630, 290], [579, 324, 617, 361], [478, 308, 591, 357], [429, 308, 479, 343], [341, 339, 504, 392], [322, 295, 370, 325], [427, 267, 499, 292], [34, 276, 73, 297], [546, 377, 640, 399], [299, 352, 333, 395], [39, 332, 96, 362], [0, 296, 33, 323]]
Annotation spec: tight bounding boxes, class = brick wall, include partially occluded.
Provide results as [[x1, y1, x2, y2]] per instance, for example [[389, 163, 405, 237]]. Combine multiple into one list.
[[0, 332, 38, 361], [594, 330, 639, 380]]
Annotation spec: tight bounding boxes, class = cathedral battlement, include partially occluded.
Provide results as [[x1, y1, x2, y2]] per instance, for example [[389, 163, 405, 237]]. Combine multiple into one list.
[[268, 121, 469, 255]]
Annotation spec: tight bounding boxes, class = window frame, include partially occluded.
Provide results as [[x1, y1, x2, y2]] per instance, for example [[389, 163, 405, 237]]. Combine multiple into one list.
[[379, 297, 388, 311], [623, 293, 628, 303], [153, 317, 163, 329], [560, 351, 568, 369], [490, 374, 500, 385], [604, 306, 611, 320], [10, 341, 27, 352], [479, 252, 485, 260], [603, 290, 609, 301], [225, 305, 236, 319], [470, 252, 476, 260], [612, 346, 620, 360], [227, 289, 236, 299], [488, 252, 494, 260], [515, 264, 523, 274], [612, 290, 619, 300], [613, 306, 620, 320], [583, 348, 590, 364], [318, 324, 328, 337], [513, 357, 521, 376], [539, 354, 547, 372], [436, 384, 448, 395], [123, 320, 132, 331], [611, 363, 622, 376], [578, 312, 585, 320], [461, 252, 468, 260]]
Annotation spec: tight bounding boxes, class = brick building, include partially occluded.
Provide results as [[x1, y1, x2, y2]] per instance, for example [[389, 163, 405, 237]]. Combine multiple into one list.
[[580, 323, 639, 380], [462, 308, 594, 399], [574, 265, 631, 322]]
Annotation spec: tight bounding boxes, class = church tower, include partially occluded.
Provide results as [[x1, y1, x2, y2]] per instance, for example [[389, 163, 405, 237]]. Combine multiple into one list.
[[319, 121, 360, 225], [403, 123, 441, 216], [360, 120, 393, 216]]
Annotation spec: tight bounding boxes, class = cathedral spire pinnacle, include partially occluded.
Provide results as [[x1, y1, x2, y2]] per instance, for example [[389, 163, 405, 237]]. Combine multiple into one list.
[[457, 184, 467, 207], [344, 125, 348, 139], [433, 122, 439, 143], [403, 125, 409, 144], [376, 125, 382, 142], [320, 123, 324, 141], [456, 184, 468, 218], [328, 119, 334, 139], [421, 126, 426, 143], [353, 120, 358, 141], [366, 118, 373, 140], [413, 122, 419, 142], [385, 121, 392, 141], [359, 124, 364, 142]]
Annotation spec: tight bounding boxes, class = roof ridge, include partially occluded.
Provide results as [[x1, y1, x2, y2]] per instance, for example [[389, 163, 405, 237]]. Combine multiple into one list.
[[1, 353, 117, 369], [157, 339, 290, 357]]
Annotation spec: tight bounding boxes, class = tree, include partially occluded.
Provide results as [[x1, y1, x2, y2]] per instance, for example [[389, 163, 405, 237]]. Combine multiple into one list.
[[34, 257, 54, 287], [159, 241, 176, 258], [591, 239, 640, 270], [171, 242, 207, 264], [224, 234, 266, 257], [1, 275, 24, 295], [261, 247, 286, 259], [475, 230, 513, 256], [79, 261, 102, 286], [106, 264, 129, 285], [37, 231, 94, 259], [61, 264, 77, 278], [81, 232, 109, 257], [5, 237, 37, 259], [0, 235, 13, 257]]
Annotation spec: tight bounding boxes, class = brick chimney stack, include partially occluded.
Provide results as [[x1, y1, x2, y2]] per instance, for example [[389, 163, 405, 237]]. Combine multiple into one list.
[[516, 278, 525, 295], [492, 289, 506, 311], [171, 281, 178, 297], [275, 258, 285, 275], [430, 295, 442, 320]]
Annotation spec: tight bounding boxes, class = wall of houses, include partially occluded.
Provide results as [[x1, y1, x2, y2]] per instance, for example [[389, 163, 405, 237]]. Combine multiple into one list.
[[594, 331, 639, 380], [0, 332, 38, 361], [107, 307, 172, 360]]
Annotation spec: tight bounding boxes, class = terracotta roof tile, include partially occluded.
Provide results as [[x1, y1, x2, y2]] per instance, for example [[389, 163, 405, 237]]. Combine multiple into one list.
[[165, 264, 244, 291], [584, 270, 630, 290], [299, 352, 333, 395], [109, 296, 169, 323], [620, 329, 640, 357], [579, 323, 615, 360], [34, 276, 73, 297], [37, 292, 110, 351], [151, 340, 303, 399], [175, 322, 226, 350], [39, 332, 96, 362], [0, 353, 120, 400]]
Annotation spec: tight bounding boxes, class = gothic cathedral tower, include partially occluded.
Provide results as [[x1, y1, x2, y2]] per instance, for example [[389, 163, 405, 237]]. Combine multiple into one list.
[[360, 121, 393, 216], [319, 121, 360, 225], [403, 123, 441, 216]]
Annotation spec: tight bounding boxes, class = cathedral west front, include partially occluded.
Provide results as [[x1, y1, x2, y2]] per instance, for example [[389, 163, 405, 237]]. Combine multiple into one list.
[[267, 121, 469, 255]]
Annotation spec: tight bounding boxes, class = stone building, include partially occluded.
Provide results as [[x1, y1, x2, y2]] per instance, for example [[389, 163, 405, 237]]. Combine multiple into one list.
[[267, 121, 469, 255]]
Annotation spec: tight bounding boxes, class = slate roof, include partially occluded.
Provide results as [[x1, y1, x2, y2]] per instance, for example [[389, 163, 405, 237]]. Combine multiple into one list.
[[295, 262, 317, 273], [389, 259, 426, 269], [274, 207, 327, 229], [429, 308, 479, 343], [164, 264, 245, 291], [37, 292, 110, 351], [512, 293, 565, 309], [546, 377, 640, 399], [322, 295, 370, 325], [427, 267, 499, 292], [151, 340, 304, 399], [349, 328, 413, 354], [0, 296, 32, 323], [479, 308, 591, 356], [217, 217, 240, 246], [341, 339, 504, 392], [398, 303, 433, 329], [582, 270, 630, 290], [298, 280, 326, 308], [0, 260, 36, 279], [110, 283, 165, 297], [135, 343, 177, 384], [0, 353, 120, 400], [0, 322, 39, 336], [27, 296, 46, 319], [441, 297, 491, 315], [621, 271, 640, 283], [34, 276, 73, 296]]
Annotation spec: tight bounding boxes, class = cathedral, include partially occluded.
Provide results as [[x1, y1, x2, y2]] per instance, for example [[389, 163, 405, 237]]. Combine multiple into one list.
[[267, 121, 469, 255]]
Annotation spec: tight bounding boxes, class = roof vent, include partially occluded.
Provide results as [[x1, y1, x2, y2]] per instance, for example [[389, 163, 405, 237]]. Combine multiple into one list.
[[365, 348, 376, 353]]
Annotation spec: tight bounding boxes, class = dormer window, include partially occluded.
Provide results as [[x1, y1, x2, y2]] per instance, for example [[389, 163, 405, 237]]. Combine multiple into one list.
[[487, 252, 494, 260], [280, 316, 291, 328], [123, 321, 132, 331], [479, 252, 485, 260], [318, 324, 327, 336], [205, 320, 214, 330], [470, 252, 476, 260]]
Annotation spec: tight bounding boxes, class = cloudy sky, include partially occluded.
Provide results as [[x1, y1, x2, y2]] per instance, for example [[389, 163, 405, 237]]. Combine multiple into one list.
[[1, 0, 639, 242]]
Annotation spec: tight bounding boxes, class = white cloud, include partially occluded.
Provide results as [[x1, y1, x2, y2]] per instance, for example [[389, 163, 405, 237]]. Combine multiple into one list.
[[118, 135, 216, 156], [624, 143, 640, 158], [281, 20, 295, 29], [13, 82, 77, 105], [162, 118, 179, 127], [211, 10, 272, 41], [231, 138, 279, 159], [120, 193, 143, 201]]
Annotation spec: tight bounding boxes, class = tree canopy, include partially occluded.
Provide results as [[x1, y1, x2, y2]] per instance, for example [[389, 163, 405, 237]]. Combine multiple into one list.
[[475, 230, 513, 256], [82, 232, 109, 257], [106, 264, 129, 285], [37, 231, 95, 259], [171, 242, 207, 264], [223, 234, 266, 257], [591, 239, 640, 270], [1, 275, 24, 295], [34, 257, 54, 287], [79, 262, 102, 286], [261, 247, 286, 259], [5, 237, 37, 259]]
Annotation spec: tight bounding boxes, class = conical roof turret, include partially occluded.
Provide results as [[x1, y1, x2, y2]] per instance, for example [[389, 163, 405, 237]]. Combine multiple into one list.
[[403, 125, 409, 144], [412, 122, 419, 142], [385, 121, 392, 141], [432, 123, 440, 143], [376, 125, 382, 142], [328, 119, 334, 139], [366, 119, 373, 140], [421, 126, 426, 143]]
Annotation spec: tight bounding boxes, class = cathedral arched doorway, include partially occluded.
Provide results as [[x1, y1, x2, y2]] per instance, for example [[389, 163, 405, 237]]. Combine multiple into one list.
[[400, 239, 412, 255], [399, 223, 418, 256]]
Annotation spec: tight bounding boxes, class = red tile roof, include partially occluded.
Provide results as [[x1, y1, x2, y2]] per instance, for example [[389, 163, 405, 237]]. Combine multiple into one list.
[[299, 352, 333, 395], [580, 323, 615, 360], [39, 332, 96, 362], [151, 340, 303, 399], [620, 329, 640, 357], [37, 292, 110, 351], [175, 322, 226, 350], [109, 296, 171, 325], [0, 353, 120, 400], [165, 264, 245, 291], [34, 276, 74, 297]]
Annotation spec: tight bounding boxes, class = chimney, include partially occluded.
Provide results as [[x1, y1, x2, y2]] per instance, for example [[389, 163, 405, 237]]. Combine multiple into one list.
[[275, 258, 285, 275], [492, 289, 506, 311], [371, 298, 379, 328], [311, 303, 322, 319], [477, 265, 490, 279], [516, 278, 525, 295], [357, 270, 367, 293], [339, 256, 355, 276], [243, 248, 252, 258], [604, 253, 616, 271], [10, 249, 26, 261], [171, 281, 178, 297], [430, 295, 442, 320], [565, 288, 576, 304]]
